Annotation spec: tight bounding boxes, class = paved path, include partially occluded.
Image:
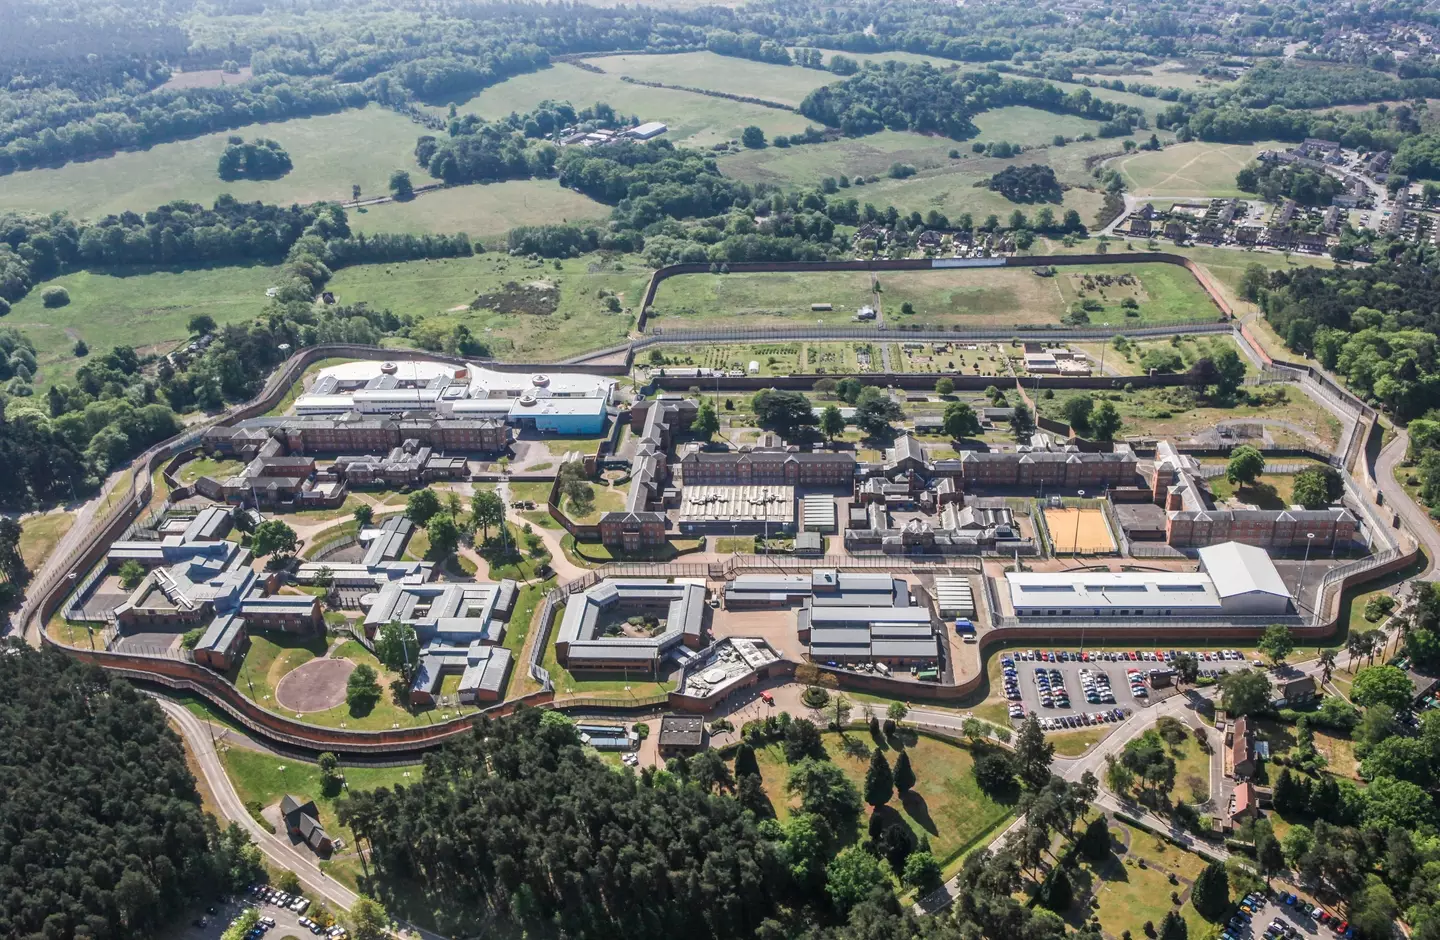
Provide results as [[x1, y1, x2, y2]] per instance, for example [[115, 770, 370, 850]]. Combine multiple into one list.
[[158, 698, 447, 940], [1375, 428, 1438, 578]]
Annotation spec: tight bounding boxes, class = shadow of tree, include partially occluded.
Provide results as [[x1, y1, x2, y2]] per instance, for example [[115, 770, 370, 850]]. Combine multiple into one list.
[[900, 789, 938, 835]]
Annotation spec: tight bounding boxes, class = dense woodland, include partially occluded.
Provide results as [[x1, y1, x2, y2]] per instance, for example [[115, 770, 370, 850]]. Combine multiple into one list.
[[0, 645, 264, 938], [1235, 162, 1341, 207]]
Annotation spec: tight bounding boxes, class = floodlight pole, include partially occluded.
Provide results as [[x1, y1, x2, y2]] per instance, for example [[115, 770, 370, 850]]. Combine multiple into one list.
[[1073, 489, 1085, 559], [1296, 532, 1316, 617]]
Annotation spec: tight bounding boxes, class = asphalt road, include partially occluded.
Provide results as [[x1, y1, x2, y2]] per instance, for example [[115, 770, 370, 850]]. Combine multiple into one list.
[[1376, 428, 1438, 577]]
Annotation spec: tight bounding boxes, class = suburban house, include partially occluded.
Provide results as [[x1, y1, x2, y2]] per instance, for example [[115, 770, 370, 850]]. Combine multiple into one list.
[[1229, 716, 1258, 779], [1229, 781, 1260, 828], [280, 795, 332, 854], [1277, 675, 1318, 707]]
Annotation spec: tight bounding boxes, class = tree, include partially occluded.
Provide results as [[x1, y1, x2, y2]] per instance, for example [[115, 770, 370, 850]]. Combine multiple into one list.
[[425, 512, 461, 557], [820, 404, 846, 442], [1037, 867, 1073, 913], [887, 701, 908, 722], [1292, 465, 1344, 509], [221, 909, 259, 940], [1014, 715, 1055, 790], [1089, 400, 1122, 441], [1256, 828, 1285, 882], [787, 758, 862, 829], [406, 488, 442, 526], [470, 490, 505, 541], [1191, 861, 1230, 921], [41, 286, 70, 307], [1220, 669, 1272, 716], [349, 896, 390, 940], [741, 126, 766, 148], [783, 718, 824, 762], [864, 749, 894, 806], [935, 377, 955, 396], [118, 558, 146, 589], [735, 742, 760, 779], [1078, 814, 1111, 860], [347, 664, 381, 712], [1282, 824, 1315, 866], [353, 504, 373, 527], [943, 400, 981, 439], [1159, 910, 1188, 940], [973, 753, 1015, 794], [188, 314, 217, 335], [751, 389, 816, 437], [1174, 653, 1199, 686], [825, 846, 886, 914], [1009, 403, 1037, 443], [1258, 624, 1296, 665], [251, 519, 297, 558], [1351, 665, 1415, 711], [389, 169, 414, 200], [893, 750, 916, 793], [374, 621, 420, 680], [1063, 394, 1094, 433], [691, 400, 720, 440], [318, 752, 342, 795], [1210, 348, 1246, 397], [902, 851, 941, 891], [1226, 445, 1265, 485], [853, 390, 903, 438]]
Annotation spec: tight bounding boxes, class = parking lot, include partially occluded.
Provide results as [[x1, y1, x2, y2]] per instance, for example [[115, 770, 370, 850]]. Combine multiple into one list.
[[163, 897, 320, 940], [1000, 648, 1259, 727], [1231, 888, 1353, 940]]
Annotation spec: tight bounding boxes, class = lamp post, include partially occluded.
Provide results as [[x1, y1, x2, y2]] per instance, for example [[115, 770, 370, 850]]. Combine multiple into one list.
[[1296, 532, 1316, 616], [1073, 489, 1086, 559]]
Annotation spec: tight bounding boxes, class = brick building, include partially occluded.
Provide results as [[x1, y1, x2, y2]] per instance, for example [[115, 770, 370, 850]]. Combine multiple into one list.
[[678, 448, 856, 487]]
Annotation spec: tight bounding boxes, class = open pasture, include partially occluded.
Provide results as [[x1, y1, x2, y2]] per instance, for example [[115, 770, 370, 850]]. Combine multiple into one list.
[[1114, 140, 1286, 196], [585, 51, 834, 108], [458, 63, 814, 150], [0, 105, 426, 220], [349, 179, 609, 240]]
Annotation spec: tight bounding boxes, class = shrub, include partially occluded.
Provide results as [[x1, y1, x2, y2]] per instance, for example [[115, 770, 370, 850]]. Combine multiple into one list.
[[41, 286, 70, 307]]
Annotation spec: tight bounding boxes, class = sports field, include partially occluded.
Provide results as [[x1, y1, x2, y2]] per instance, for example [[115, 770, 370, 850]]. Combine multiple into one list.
[[458, 62, 814, 149], [349, 179, 609, 240], [1114, 140, 1285, 196], [648, 270, 878, 329], [0, 105, 424, 219], [10, 263, 281, 389], [585, 51, 834, 108], [1043, 507, 1116, 554], [325, 252, 649, 359]]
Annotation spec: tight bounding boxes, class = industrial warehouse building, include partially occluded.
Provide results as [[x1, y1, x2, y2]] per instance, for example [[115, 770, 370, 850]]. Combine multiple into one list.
[[676, 484, 795, 535], [1004, 541, 1292, 618]]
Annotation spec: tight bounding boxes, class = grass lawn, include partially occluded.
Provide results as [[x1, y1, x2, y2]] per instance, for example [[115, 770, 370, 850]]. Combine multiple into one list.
[[0, 105, 425, 219], [561, 483, 627, 525], [1072, 60, 1237, 94], [217, 745, 421, 856], [1206, 473, 1301, 509], [232, 631, 330, 707], [542, 435, 607, 456], [1051, 727, 1110, 757], [349, 179, 609, 242], [505, 579, 555, 697], [458, 62, 813, 150], [1072, 820, 1211, 938], [10, 263, 282, 389], [1034, 386, 1343, 451], [742, 731, 1015, 869], [652, 261, 1220, 331], [1113, 140, 1289, 197], [326, 252, 649, 361], [586, 51, 835, 108], [18, 510, 77, 570], [176, 456, 245, 486], [1170, 739, 1211, 804], [971, 106, 1106, 147]]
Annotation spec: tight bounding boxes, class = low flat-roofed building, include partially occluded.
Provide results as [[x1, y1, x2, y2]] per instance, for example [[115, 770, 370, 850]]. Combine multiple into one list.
[[800, 604, 938, 664], [295, 559, 433, 588], [408, 640, 512, 706], [658, 715, 706, 756], [363, 578, 517, 644], [193, 612, 248, 670], [1197, 541, 1293, 615], [556, 579, 707, 675], [677, 484, 795, 534], [933, 576, 976, 617], [675, 637, 781, 706]]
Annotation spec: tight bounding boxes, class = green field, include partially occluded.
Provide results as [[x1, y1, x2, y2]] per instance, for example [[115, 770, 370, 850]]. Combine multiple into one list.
[[652, 261, 1219, 330], [10, 263, 281, 388], [18, 510, 77, 570], [0, 105, 425, 220], [457, 62, 814, 149], [1072, 59, 1237, 93], [586, 51, 835, 108], [1114, 140, 1286, 196], [349, 179, 609, 240], [971, 106, 1106, 147], [326, 252, 650, 359]]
